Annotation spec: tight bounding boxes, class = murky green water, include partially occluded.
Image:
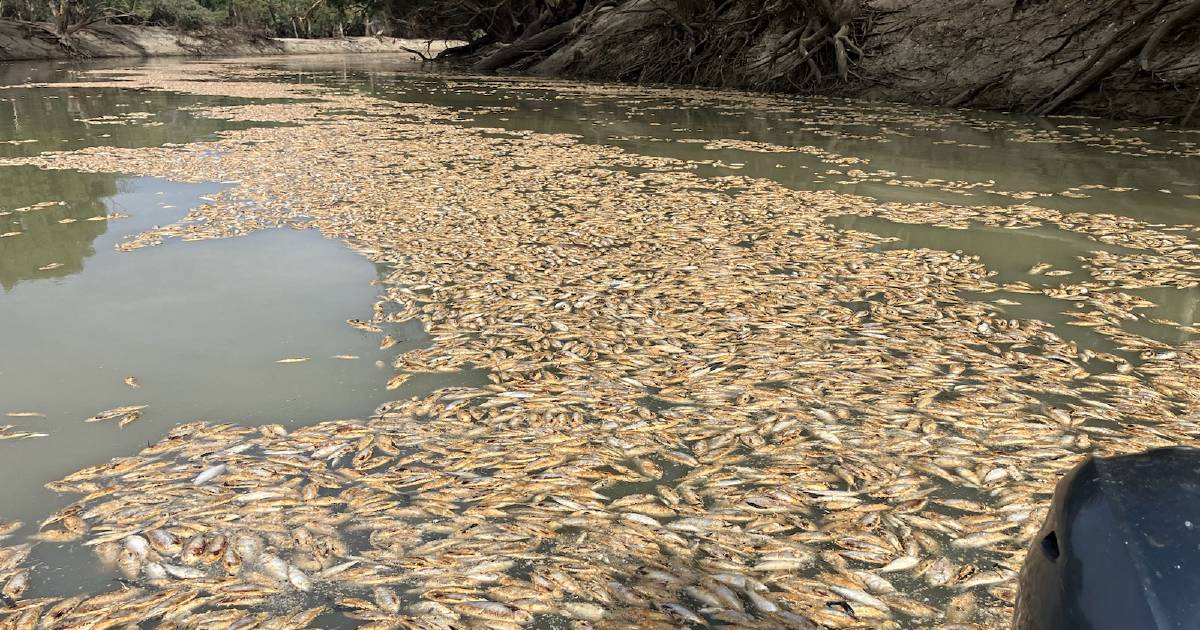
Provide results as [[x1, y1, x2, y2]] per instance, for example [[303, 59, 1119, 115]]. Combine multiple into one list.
[[0, 55, 1197, 623], [0, 65, 489, 535], [255, 55, 1199, 353]]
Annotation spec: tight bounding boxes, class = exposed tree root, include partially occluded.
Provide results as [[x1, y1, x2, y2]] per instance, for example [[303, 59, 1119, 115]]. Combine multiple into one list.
[[399, 0, 1200, 123], [1140, 0, 1200, 69], [1031, 0, 1169, 114], [1037, 0, 1200, 115], [463, 0, 870, 93]]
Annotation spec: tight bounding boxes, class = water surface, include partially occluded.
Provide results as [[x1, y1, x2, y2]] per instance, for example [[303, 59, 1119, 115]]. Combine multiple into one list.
[[0, 55, 1197, 623]]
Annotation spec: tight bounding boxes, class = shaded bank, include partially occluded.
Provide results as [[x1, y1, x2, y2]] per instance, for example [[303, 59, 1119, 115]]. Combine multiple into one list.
[[446, 0, 1200, 123], [0, 22, 455, 61]]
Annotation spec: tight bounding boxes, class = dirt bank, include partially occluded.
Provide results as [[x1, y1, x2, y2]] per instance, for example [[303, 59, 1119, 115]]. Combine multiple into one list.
[[0, 21, 456, 62], [457, 0, 1200, 123]]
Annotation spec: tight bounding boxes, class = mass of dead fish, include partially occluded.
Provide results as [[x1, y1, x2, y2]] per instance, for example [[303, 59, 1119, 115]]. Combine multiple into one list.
[[0, 62, 1196, 629]]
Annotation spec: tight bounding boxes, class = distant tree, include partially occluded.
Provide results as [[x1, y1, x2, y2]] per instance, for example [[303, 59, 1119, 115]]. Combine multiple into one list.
[[47, 0, 124, 35]]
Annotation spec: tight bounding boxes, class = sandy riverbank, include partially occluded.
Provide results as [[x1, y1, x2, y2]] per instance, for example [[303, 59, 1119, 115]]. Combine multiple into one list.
[[0, 22, 458, 62]]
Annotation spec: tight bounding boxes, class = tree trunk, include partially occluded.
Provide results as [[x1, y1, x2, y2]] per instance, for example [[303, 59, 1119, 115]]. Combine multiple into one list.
[[472, 17, 577, 73]]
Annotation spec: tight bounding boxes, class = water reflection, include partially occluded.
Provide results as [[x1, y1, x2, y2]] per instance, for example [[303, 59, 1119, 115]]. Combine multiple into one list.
[[0, 166, 118, 289], [0, 175, 411, 528], [0, 86, 277, 158]]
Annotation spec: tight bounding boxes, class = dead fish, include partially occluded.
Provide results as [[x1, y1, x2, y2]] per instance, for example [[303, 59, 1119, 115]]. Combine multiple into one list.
[[608, 581, 649, 607], [2, 569, 28, 600], [143, 561, 168, 581], [829, 585, 890, 612], [347, 319, 381, 333], [879, 556, 920, 573], [275, 357, 310, 364], [456, 601, 531, 624], [259, 553, 290, 582], [560, 601, 605, 621], [952, 532, 1008, 549], [84, 405, 146, 423], [124, 535, 151, 558], [192, 463, 228, 485], [124, 376, 140, 388], [117, 548, 141, 579], [147, 529, 180, 555], [373, 586, 401, 613], [288, 565, 312, 591], [662, 603, 706, 624], [733, 587, 772, 613], [164, 564, 206, 579]]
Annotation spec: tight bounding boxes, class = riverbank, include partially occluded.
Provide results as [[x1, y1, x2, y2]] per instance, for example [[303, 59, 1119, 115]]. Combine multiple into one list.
[[0, 21, 456, 62], [461, 0, 1200, 124]]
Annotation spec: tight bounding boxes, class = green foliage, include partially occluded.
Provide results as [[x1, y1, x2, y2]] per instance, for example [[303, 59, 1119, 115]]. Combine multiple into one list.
[[0, 0, 488, 38], [0, 0, 51, 22], [144, 0, 219, 30]]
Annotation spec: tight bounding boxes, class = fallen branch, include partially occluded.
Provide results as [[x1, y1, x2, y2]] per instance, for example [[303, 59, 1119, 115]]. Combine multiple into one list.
[[399, 45, 434, 62]]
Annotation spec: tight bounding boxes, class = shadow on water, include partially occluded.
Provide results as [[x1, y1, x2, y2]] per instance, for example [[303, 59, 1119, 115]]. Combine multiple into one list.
[[0, 86, 284, 158]]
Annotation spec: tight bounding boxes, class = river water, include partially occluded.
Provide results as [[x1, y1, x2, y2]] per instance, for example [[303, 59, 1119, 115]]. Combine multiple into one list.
[[0, 56, 1197, 626], [0, 60, 489, 526]]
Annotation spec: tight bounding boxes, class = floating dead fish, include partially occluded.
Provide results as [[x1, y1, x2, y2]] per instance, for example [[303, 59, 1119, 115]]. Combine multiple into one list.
[[192, 463, 227, 485], [84, 405, 146, 424], [3, 61, 1198, 630]]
